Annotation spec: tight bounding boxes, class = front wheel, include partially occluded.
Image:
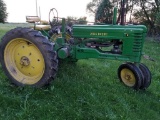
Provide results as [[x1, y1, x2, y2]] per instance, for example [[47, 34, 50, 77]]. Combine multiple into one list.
[[118, 63, 143, 90], [0, 27, 58, 87], [139, 63, 151, 89]]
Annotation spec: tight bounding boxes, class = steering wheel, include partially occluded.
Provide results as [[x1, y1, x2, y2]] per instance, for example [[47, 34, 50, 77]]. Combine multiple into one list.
[[49, 8, 58, 27]]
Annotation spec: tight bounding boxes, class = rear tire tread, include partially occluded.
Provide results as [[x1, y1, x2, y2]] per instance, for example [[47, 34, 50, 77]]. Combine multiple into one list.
[[0, 27, 58, 87]]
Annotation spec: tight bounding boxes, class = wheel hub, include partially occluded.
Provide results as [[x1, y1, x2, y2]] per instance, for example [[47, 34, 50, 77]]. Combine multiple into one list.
[[121, 68, 136, 87], [4, 38, 45, 85], [125, 74, 131, 80], [20, 56, 30, 66]]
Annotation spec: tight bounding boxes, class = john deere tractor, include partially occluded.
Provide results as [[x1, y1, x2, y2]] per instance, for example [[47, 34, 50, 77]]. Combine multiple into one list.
[[0, 7, 151, 90]]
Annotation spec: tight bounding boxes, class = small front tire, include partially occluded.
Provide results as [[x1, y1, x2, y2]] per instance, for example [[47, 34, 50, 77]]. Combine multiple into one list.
[[118, 63, 143, 90], [139, 63, 151, 89]]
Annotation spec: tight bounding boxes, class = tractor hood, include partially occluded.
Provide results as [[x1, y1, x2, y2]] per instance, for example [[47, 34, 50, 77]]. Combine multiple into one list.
[[72, 25, 147, 39]]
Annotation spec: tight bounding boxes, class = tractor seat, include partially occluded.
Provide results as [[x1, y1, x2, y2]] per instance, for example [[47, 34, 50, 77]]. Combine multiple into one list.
[[34, 25, 51, 30], [26, 16, 51, 30]]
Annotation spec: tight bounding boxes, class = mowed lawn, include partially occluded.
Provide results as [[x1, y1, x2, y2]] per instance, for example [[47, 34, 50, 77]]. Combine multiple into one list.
[[0, 23, 160, 120]]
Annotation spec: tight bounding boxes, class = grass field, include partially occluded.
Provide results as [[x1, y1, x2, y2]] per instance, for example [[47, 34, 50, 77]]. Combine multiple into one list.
[[0, 23, 160, 120]]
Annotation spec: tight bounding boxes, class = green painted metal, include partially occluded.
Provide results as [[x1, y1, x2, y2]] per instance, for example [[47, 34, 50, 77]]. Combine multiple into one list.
[[58, 48, 69, 59], [62, 18, 66, 39], [47, 8, 147, 64], [113, 7, 117, 25], [72, 25, 146, 38], [68, 24, 145, 62], [52, 23, 146, 63]]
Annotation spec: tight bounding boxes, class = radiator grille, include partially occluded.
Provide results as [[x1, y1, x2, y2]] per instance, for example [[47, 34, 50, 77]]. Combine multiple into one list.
[[132, 33, 143, 53]]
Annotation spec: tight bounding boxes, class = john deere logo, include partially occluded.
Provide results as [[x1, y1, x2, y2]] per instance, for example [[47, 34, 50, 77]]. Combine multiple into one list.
[[90, 32, 108, 36]]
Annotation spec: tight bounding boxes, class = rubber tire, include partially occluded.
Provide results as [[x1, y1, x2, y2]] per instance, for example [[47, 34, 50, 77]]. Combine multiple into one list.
[[139, 63, 151, 89], [118, 63, 143, 90], [127, 62, 145, 89], [0, 27, 58, 87]]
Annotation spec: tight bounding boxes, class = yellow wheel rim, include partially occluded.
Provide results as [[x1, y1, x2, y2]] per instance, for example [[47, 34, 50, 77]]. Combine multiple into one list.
[[120, 68, 136, 87], [4, 38, 45, 85]]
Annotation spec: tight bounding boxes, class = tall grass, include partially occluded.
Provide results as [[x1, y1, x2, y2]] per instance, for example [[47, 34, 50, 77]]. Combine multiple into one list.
[[0, 23, 160, 119]]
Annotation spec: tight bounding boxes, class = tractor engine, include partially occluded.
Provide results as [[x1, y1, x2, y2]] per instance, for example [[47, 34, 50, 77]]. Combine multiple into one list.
[[60, 24, 147, 63]]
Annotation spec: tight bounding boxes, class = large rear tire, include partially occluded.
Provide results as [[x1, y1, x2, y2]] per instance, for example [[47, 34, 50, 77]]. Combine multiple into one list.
[[0, 27, 58, 87]]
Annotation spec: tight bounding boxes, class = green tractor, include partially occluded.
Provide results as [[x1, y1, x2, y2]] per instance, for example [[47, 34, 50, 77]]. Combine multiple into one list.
[[0, 7, 151, 90]]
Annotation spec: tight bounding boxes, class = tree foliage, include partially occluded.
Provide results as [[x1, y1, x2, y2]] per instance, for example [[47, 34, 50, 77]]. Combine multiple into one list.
[[87, 0, 113, 23], [95, 0, 113, 23], [55, 16, 87, 26], [66, 16, 87, 25], [86, 0, 101, 15], [0, 0, 7, 23], [86, 0, 137, 24], [132, 0, 160, 35]]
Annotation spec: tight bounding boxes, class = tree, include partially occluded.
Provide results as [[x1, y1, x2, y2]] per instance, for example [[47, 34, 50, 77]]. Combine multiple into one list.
[[86, 0, 134, 24], [86, 0, 113, 23], [86, 0, 102, 16], [0, 0, 7, 23], [95, 0, 113, 23], [132, 0, 160, 35], [86, 0, 160, 36]]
